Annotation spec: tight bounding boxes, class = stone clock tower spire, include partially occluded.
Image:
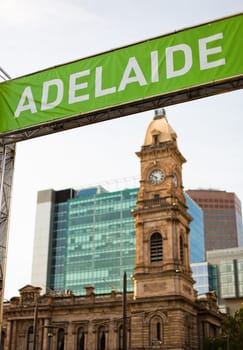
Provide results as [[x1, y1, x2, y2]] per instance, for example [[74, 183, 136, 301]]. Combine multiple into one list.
[[132, 109, 194, 300]]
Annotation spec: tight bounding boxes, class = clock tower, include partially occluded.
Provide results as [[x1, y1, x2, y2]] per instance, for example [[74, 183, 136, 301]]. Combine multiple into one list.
[[132, 109, 194, 301]]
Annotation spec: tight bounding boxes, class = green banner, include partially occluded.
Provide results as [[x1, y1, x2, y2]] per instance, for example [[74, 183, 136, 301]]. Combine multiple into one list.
[[0, 13, 242, 134]]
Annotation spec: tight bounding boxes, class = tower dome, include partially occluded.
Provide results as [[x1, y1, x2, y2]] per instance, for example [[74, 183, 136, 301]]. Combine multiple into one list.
[[143, 109, 177, 146]]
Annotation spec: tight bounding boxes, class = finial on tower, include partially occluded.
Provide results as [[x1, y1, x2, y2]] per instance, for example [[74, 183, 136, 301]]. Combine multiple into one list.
[[154, 108, 166, 120]]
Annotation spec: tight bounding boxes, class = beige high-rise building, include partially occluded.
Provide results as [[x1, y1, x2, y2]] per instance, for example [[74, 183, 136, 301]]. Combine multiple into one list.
[[3, 110, 222, 350]]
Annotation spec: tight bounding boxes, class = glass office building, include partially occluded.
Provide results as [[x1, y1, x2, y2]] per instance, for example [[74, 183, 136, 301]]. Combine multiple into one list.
[[49, 201, 68, 291], [186, 190, 243, 250], [186, 194, 205, 263], [206, 247, 243, 314], [32, 187, 206, 295], [191, 262, 217, 296], [219, 257, 243, 298], [65, 188, 138, 294], [46, 187, 138, 294]]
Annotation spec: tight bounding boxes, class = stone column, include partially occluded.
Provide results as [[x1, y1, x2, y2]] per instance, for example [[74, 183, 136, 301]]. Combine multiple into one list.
[[66, 321, 74, 350], [130, 314, 145, 350], [87, 321, 96, 350], [5, 320, 11, 350], [10, 320, 17, 350], [108, 319, 116, 350], [52, 329, 57, 350], [42, 318, 52, 350]]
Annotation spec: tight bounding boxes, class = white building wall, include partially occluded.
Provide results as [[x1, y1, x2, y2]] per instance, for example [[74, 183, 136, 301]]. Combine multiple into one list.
[[31, 190, 54, 292]]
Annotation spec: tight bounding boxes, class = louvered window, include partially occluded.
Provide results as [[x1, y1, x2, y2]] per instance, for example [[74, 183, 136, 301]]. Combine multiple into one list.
[[180, 235, 184, 263], [150, 232, 163, 262]]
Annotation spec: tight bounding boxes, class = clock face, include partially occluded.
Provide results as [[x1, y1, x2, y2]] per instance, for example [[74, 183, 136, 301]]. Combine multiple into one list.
[[149, 169, 164, 184]]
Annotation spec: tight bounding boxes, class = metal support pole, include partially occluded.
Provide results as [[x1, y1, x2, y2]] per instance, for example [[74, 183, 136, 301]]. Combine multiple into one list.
[[33, 301, 39, 350], [48, 331, 52, 350], [0, 142, 16, 344], [123, 271, 127, 350], [227, 334, 230, 350]]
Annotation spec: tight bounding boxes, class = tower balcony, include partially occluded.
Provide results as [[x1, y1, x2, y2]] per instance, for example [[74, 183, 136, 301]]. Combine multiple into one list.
[[141, 197, 168, 209]]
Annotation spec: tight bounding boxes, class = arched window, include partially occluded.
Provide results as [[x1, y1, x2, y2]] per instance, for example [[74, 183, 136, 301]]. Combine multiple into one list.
[[57, 328, 65, 350], [77, 327, 85, 350], [180, 235, 184, 263], [27, 326, 34, 350], [156, 322, 161, 340], [153, 134, 159, 145], [1, 330, 5, 350], [118, 325, 123, 350], [150, 232, 163, 262], [150, 316, 163, 345], [98, 326, 106, 350]]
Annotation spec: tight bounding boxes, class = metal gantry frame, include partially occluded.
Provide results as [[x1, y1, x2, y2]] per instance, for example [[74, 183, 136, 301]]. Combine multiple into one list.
[[1, 75, 243, 145], [0, 141, 15, 337], [0, 68, 15, 342], [0, 72, 242, 345]]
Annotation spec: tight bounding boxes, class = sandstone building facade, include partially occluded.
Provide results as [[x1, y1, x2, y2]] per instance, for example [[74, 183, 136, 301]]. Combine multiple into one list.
[[2, 110, 222, 350]]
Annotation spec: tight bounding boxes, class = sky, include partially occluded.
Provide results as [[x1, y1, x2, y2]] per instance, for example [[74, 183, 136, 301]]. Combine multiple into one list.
[[0, 0, 242, 299]]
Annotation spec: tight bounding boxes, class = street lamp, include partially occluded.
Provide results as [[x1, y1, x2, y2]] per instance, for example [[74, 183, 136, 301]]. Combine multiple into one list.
[[44, 324, 55, 350], [123, 272, 127, 350], [151, 340, 163, 348]]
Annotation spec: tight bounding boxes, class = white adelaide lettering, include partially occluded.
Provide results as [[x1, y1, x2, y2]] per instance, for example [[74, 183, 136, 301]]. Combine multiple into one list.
[[151, 51, 159, 83], [14, 32, 226, 118], [199, 33, 226, 70], [96, 56, 149, 96], [41, 79, 64, 111], [15, 79, 65, 117], [95, 67, 116, 97], [118, 57, 147, 91], [166, 44, 192, 78], [14, 86, 37, 118], [166, 32, 225, 78], [69, 70, 90, 103]]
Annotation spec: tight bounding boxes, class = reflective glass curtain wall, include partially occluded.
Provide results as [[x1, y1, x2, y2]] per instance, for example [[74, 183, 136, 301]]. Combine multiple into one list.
[[47, 188, 205, 295], [65, 188, 138, 294], [49, 202, 68, 291]]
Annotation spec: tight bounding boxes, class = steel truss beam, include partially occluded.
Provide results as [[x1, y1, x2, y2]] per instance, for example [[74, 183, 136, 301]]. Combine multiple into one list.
[[1, 75, 243, 145]]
